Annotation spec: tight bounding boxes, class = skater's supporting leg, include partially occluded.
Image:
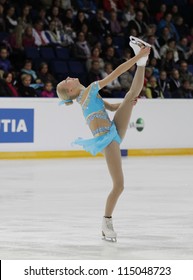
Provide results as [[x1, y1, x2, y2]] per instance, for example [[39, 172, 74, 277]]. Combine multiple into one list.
[[113, 66, 145, 139], [104, 141, 124, 217]]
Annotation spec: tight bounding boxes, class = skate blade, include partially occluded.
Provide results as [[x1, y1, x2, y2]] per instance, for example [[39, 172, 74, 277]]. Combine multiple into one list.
[[102, 236, 117, 242], [102, 232, 117, 242], [130, 36, 151, 48]]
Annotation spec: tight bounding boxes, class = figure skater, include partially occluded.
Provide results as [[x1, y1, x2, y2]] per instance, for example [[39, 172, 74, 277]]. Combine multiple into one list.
[[57, 36, 151, 242]]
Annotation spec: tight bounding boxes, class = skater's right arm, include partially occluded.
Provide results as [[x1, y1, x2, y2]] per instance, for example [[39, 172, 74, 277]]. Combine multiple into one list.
[[98, 47, 150, 90], [104, 100, 121, 111]]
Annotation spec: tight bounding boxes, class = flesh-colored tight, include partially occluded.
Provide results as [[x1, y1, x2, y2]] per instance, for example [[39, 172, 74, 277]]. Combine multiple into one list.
[[103, 66, 145, 217]]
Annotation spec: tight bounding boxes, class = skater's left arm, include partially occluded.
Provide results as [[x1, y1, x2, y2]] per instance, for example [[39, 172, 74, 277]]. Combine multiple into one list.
[[104, 100, 121, 111]]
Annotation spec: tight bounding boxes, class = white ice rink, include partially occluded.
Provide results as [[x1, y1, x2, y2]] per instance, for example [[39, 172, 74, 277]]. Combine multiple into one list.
[[0, 156, 193, 260]]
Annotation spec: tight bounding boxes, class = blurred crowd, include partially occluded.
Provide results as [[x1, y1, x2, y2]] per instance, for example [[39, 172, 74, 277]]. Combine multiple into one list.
[[0, 0, 193, 99]]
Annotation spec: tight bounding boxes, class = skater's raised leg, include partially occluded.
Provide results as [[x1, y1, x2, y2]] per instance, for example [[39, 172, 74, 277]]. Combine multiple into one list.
[[113, 65, 145, 139], [113, 36, 150, 139]]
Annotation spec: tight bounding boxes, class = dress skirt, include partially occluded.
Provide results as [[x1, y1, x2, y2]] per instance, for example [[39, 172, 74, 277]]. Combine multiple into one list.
[[73, 122, 121, 156]]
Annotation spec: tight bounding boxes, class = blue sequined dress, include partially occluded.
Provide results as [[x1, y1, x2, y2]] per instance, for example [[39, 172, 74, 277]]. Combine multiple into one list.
[[73, 81, 121, 155]]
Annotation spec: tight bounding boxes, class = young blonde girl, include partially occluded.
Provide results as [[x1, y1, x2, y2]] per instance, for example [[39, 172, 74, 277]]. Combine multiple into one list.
[[57, 36, 151, 241]]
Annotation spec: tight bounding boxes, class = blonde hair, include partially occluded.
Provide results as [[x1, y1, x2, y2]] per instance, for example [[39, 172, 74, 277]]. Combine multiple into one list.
[[56, 83, 73, 106], [21, 73, 31, 82]]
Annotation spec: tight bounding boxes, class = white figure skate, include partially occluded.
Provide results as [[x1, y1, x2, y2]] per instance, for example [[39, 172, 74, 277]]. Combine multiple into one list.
[[129, 36, 151, 66], [102, 217, 117, 242]]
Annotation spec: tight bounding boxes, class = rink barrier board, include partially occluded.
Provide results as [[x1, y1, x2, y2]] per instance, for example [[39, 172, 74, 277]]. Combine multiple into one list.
[[0, 148, 193, 159], [1, 99, 193, 156]]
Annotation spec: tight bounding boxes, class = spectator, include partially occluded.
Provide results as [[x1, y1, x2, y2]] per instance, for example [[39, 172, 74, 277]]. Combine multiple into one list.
[[109, 10, 123, 36], [178, 60, 193, 86], [127, 10, 148, 37], [63, 8, 74, 26], [8, 24, 23, 51], [61, 20, 75, 47], [129, 27, 139, 39], [157, 70, 171, 98], [17, 73, 39, 97], [80, 23, 96, 47], [86, 46, 104, 72], [72, 31, 91, 61], [161, 50, 176, 74], [32, 20, 49, 47], [46, 5, 63, 30], [137, 0, 150, 24], [0, 71, 19, 97], [160, 38, 179, 62], [87, 60, 103, 85], [5, 5, 18, 33], [145, 23, 158, 38], [147, 35, 161, 61], [174, 16, 189, 39], [0, 47, 12, 72], [40, 81, 55, 97], [93, 41, 103, 55], [44, 20, 61, 45], [178, 79, 193, 98], [177, 36, 190, 61], [149, 57, 160, 78], [170, 4, 181, 22], [87, 60, 119, 98], [101, 62, 122, 97], [38, 62, 57, 86], [157, 12, 179, 41], [20, 59, 41, 85], [74, 10, 89, 33], [144, 67, 153, 86], [122, 4, 135, 28], [90, 9, 110, 40], [22, 25, 36, 47], [8, 24, 25, 70], [17, 5, 32, 30], [119, 47, 132, 63], [51, 0, 64, 16], [155, 3, 167, 23], [146, 75, 164, 98], [102, 46, 120, 69], [158, 26, 172, 47], [169, 68, 181, 98], [35, 8, 49, 29], [102, 35, 114, 55]]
